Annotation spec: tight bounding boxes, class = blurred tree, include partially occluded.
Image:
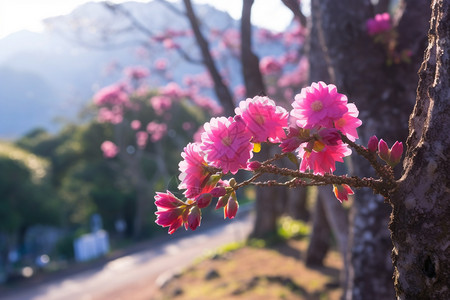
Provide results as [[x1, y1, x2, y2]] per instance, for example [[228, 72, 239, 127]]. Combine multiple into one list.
[[0, 143, 60, 279]]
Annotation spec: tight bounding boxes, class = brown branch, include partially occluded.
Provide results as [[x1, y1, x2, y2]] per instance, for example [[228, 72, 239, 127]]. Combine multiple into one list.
[[183, 0, 236, 116], [241, 0, 266, 97], [281, 0, 307, 27]]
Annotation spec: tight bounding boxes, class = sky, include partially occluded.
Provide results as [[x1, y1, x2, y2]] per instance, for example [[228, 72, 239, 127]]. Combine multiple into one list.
[[0, 0, 294, 39]]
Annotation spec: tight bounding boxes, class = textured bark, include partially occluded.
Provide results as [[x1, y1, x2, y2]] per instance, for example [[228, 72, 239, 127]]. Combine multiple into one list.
[[183, 0, 235, 116], [390, 1, 450, 298], [315, 0, 430, 299]]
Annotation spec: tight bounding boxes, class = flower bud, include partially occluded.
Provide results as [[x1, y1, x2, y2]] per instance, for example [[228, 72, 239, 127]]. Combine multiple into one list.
[[378, 139, 390, 162], [389, 141, 403, 167], [187, 206, 201, 231], [210, 186, 227, 198], [224, 192, 239, 219], [216, 193, 230, 209], [333, 184, 354, 203], [367, 135, 378, 152], [196, 193, 212, 208], [247, 161, 261, 171], [229, 178, 237, 188]]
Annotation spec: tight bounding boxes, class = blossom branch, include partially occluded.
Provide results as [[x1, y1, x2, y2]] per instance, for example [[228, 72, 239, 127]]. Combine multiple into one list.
[[340, 133, 396, 184]]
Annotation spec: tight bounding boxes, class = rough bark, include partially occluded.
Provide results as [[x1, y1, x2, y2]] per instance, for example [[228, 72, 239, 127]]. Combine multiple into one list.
[[315, 0, 430, 299], [183, 0, 236, 116], [390, 1, 450, 298]]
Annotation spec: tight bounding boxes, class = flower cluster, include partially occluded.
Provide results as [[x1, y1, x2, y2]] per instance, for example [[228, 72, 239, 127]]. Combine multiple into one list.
[[155, 82, 403, 235], [287, 81, 361, 175], [155, 95, 289, 234]]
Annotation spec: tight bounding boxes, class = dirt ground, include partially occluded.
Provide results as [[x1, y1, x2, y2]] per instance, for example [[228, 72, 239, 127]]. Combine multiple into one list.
[[99, 239, 343, 300]]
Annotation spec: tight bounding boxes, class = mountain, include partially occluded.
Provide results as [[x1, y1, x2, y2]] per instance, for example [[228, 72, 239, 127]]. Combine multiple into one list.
[[0, 1, 285, 139]]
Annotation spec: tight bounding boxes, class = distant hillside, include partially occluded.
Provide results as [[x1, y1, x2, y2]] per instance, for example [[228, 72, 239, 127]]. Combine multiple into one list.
[[0, 1, 285, 139]]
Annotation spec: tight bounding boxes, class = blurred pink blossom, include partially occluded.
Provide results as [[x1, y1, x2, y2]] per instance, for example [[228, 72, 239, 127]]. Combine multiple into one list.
[[159, 82, 185, 99], [154, 58, 168, 70], [124, 66, 150, 80], [131, 120, 141, 130], [260, 56, 283, 75], [97, 107, 123, 124], [366, 13, 392, 36], [150, 95, 172, 115], [147, 121, 168, 142], [136, 131, 149, 149], [101, 141, 119, 158], [93, 84, 129, 107]]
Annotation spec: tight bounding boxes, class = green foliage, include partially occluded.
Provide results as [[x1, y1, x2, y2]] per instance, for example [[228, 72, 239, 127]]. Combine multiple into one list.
[[277, 216, 310, 240], [0, 143, 60, 233]]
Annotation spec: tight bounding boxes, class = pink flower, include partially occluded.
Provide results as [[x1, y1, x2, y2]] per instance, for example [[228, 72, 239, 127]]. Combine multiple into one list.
[[178, 143, 214, 198], [131, 120, 141, 130], [163, 38, 179, 49], [334, 103, 362, 141], [101, 141, 119, 158], [234, 85, 246, 100], [200, 116, 253, 174], [235, 96, 288, 143], [291, 81, 348, 129], [146, 122, 167, 142], [297, 141, 351, 175], [154, 191, 189, 234], [150, 95, 172, 115], [136, 131, 148, 149], [318, 128, 341, 146], [154, 58, 168, 70], [93, 84, 129, 107], [97, 107, 124, 124], [124, 66, 149, 80], [366, 13, 391, 36], [192, 96, 223, 116], [280, 126, 310, 153], [259, 56, 283, 75], [159, 82, 185, 99], [333, 184, 354, 203]]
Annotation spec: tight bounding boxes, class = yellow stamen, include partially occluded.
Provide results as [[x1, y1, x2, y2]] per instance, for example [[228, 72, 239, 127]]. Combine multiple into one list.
[[253, 142, 261, 153]]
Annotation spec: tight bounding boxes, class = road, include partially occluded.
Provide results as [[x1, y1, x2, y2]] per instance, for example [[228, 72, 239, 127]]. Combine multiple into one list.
[[2, 213, 253, 300]]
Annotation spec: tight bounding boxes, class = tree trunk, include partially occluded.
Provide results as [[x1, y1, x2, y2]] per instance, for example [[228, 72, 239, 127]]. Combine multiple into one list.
[[314, 0, 430, 299], [390, 1, 450, 298], [306, 194, 332, 266], [240, 0, 281, 238]]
